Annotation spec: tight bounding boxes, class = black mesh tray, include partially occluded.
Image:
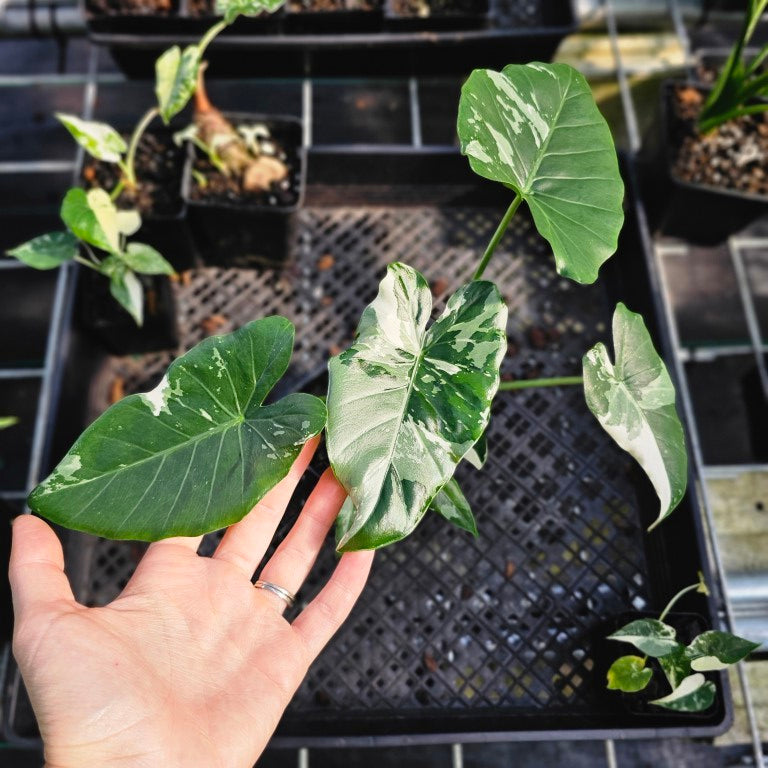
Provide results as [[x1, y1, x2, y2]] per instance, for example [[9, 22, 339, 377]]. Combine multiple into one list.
[[2, 152, 729, 746], [86, 0, 576, 78]]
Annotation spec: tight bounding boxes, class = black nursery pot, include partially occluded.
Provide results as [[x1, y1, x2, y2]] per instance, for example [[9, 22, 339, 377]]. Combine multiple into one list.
[[650, 80, 768, 245], [284, 0, 383, 34], [384, 0, 489, 32], [75, 265, 179, 356], [182, 113, 305, 270]]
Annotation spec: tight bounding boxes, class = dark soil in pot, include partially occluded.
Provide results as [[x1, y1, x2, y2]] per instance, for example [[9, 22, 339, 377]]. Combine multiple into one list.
[[85, 0, 178, 16], [184, 114, 303, 269], [391, 0, 484, 16], [82, 128, 195, 272], [288, 0, 378, 11], [284, 0, 382, 33]]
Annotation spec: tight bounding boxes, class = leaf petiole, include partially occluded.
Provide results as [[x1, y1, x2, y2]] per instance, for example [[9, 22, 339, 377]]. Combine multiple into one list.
[[499, 375, 582, 391], [473, 193, 521, 280], [123, 107, 160, 189]]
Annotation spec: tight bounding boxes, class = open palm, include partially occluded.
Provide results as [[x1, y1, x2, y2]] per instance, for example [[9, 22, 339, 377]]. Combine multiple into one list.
[[9, 438, 374, 768]]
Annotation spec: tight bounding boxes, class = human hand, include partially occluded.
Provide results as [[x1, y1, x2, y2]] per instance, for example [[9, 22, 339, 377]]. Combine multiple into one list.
[[9, 437, 373, 768]]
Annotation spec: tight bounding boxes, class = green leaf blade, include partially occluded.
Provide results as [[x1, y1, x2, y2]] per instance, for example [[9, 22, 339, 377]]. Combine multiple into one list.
[[215, 0, 284, 22], [108, 266, 144, 326], [457, 62, 624, 284], [650, 673, 716, 712], [659, 644, 692, 690], [583, 303, 687, 530], [430, 478, 478, 536], [60, 188, 120, 253], [122, 243, 175, 275], [608, 619, 680, 658], [155, 45, 201, 124], [684, 630, 760, 671], [7, 231, 78, 269], [327, 263, 507, 551], [606, 655, 653, 692], [56, 114, 127, 163], [28, 317, 326, 540]]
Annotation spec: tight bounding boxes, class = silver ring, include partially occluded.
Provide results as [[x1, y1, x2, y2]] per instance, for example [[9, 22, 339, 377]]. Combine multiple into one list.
[[254, 579, 296, 608]]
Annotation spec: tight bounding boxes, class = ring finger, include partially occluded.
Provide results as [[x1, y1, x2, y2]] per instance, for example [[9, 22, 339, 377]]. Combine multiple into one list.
[[255, 467, 346, 613]]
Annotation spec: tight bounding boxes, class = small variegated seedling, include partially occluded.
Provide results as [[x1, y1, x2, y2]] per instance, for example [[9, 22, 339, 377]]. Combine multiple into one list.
[[606, 573, 760, 712], [5, 0, 285, 324]]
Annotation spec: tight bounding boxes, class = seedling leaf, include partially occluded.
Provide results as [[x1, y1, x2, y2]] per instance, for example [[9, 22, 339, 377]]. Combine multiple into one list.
[[122, 242, 175, 275], [215, 0, 284, 23], [109, 266, 144, 326], [606, 655, 653, 692], [55, 113, 127, 163], [155, 45, 201, 125], [659, 644, 692, 689], [327, 263, 507, 551], [457, 62, 624, 284], [28, 317, 327, 540], [650, 673, 716, 712], [116, 210, 142, 238], [684, 630, 760, 671], [7, 231, 78, 269], [583, 303, 687, 530], [60, 188, 120, 253], [430, 478, 478, 536], [608, 619, 680, 657]]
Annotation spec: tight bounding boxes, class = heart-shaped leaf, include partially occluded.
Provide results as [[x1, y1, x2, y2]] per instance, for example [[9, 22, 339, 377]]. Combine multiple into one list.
[[327, 263, 507, 551], [684, 631, 760, 671], [659, 644, 692, 689], [430, 478, 477, 537], [155, 44, 201, 125], [650, 673, 716, 712], [29, 317, 326, 540], [606, 655, 653, 693], [108, 265, 144, 326], [608, 619, 680, 658], [7, 231, 78, 269], [60, 187, 120, 253], [121, 243, 175, 275], [215, 0, 284, 23], [56, 113, 127, 163], [457, 62, 624, 284], [583, 303, 687, 531]]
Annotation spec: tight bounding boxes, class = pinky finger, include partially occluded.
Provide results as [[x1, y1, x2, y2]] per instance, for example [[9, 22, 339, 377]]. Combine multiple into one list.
[[292, 550, 374, 660]]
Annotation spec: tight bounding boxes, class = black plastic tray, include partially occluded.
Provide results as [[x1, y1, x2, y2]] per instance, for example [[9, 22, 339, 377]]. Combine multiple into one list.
[[2, 151, 729, 746], [85, 0, 576, 78]]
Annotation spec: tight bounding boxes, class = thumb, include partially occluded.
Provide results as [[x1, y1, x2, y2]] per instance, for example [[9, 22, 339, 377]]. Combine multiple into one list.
[[9, 515, 75, 621]]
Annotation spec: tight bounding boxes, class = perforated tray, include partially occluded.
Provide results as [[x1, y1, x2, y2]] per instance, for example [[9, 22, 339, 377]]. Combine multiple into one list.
[[3, 152, 728, 745]]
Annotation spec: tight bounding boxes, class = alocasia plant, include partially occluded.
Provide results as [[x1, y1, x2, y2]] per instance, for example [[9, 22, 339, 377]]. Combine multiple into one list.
[[5, 0, 286, 325], [606, 573, 759, 712]]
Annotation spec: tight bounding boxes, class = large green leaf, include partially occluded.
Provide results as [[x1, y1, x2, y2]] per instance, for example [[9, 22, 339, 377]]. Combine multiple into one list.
[[29, 318, 326, 540], [583, 303, 687, 531], [327, 263, 507, 551], [430, 478, 478, 536], [457, 62, 624, 284], [608, 619, 680, 658], [60, 188, 120, 253], [7, 231, 78, 269], [650, 673, 716, 712], [155, 45, 201, 125], [606, 655, 653, 693], [55, 113, 126, 163], [684, 631, 760, 671]]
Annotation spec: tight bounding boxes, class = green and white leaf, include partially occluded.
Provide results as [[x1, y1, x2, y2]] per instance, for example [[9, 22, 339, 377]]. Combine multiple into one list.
[[608, 619, 680, 658], [606, 655, 653, 693], [215, 0, 284, 23], [457, 62, 624, 284], [29, 317, 326, 540], [659, 644, 692, 689], [109, 266, 144, 327], [583, 303, 687, 530], [430, 478, 478, 536], [465, 432, 487, 470], [60, 187, 120, 253], [155, 44, 201, 125], [684, 631, 760, 671], [116, 210, 142, 238], [327, 263, 507, 551], [7, 231, 78, 269], [55, 113, 126, 163], [121, 242, 175, 275], [650, 673, 716, 712], [0, 416, 18, 430]]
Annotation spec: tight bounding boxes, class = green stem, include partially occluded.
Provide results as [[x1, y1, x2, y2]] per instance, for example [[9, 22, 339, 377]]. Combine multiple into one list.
[[74, 254, 101, 272], [124, 107, 159, 188], [499, 375, 583, 391], [110, 178, 126, 202], [658, 582, 701, 622], [473, 193, 522, 280], [199, 19, 227, 56]]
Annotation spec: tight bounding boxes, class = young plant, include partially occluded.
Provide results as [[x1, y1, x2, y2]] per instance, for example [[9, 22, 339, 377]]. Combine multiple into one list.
[[28, 63, 685, 552], [607, 573, 759, 711], [698, 0, 768, 133], [0, 417, 18, 430], [4, 0, 285, 324]]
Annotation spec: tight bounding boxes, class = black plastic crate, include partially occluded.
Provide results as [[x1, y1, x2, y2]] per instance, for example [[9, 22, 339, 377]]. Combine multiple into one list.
[[86, 0, 576, 78], [2, 152, 728, 745]]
